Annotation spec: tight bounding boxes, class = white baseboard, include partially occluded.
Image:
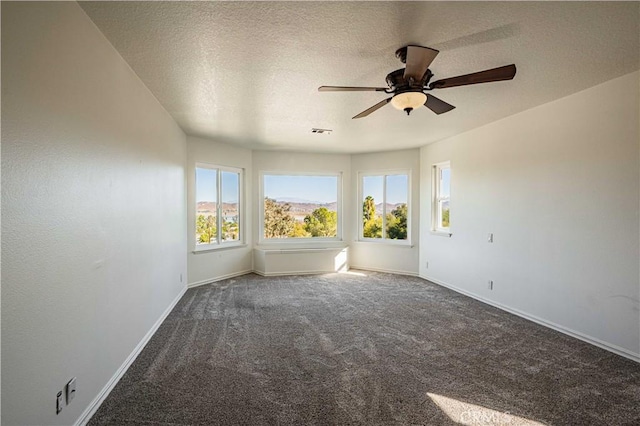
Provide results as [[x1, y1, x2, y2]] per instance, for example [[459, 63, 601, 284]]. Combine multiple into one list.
[[350, 265, 418, 277], [74, 285, 188, 426], [253, 269, 340, 277], [420, 274, 640, 364], [188, 270, 253, 288]]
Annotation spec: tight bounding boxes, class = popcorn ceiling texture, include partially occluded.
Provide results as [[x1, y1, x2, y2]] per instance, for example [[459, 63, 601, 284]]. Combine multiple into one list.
[[79, 1, 640, 153], [89, 272, 640, 425]]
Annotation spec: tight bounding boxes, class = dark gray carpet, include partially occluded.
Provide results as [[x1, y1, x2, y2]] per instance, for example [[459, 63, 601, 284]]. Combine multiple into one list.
[[89, 272, 640, 425]]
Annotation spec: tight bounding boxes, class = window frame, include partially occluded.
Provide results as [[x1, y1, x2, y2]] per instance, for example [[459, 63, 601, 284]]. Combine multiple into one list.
[[258, 171, 343, 244], [194, 163, 244, 251], [358, 170, 411, 245], [432, 161, 451, 236]]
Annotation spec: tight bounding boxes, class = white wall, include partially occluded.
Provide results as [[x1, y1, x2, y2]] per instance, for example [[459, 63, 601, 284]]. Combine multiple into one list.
[[420, 71, 640, 360], [1, 3, 187, 425], [350, 149, 420, 275], [187, 136, 253, 286], [252, 151, 352, 250]]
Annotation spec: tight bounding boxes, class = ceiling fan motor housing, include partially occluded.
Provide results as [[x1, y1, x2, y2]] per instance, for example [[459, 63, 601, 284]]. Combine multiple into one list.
[[386, 68, 433, 93]]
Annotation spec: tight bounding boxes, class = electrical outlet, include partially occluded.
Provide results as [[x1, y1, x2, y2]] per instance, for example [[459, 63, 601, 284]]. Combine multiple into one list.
[[56, 391, 63, 414], [180, 273, 183, 283], [425, 261, 429, 269], [66, 377, 76, 404], [488, 233, 494, 243], [488, 280, 494, 290]]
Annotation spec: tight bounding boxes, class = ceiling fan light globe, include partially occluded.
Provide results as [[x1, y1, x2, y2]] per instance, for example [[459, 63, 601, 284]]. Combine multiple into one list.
[[391, 92, 427, 111]]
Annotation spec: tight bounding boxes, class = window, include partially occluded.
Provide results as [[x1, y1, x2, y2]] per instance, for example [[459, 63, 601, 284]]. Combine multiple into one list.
[[432, 162, 450, 233], [260, 173, 341, 241], [360, 172, 410, 242], [195, 164, 242, 248]]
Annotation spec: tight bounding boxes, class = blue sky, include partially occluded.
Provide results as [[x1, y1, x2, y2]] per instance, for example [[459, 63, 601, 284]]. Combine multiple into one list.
[[441, 168, 451, 197], [264, 175, 337, 203], [363, 174, 408, 204], [196, 168, 239, 203], [197, 170, 411, 205]]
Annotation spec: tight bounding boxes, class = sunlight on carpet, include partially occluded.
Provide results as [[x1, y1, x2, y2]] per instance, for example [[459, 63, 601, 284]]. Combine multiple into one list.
[[338, 269, 367, 276], [427, 392, 548, 426]]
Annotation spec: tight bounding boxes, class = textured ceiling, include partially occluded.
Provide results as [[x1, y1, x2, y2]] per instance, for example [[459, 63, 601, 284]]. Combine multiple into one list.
[[79, 1, 639, 154]]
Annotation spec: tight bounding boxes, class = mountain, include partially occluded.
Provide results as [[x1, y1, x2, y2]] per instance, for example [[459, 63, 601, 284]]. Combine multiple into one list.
[[374, 203, 404, 215], [197, 200, 407, 218], [196, 201, 238, 213], [278, 201, 337, 213], [275, 197, 323, 204]]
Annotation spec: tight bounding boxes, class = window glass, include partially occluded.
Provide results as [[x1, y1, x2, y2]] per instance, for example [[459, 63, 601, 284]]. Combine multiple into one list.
[[195, 166, 242, 247], [385, 174, 408, 240], [433, 163, 450, 232], [362, 176, 383, 239], [196, 167, 218, 245], [440, 167, 451, 197], [263, 174, 339, 239], [221, 171, 240, 242], [361, 173, 409, 241]]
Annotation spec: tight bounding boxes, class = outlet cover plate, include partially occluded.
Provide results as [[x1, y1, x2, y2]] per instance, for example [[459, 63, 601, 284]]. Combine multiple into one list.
[[66, 377, 76, 404], [56, 391, 63, 414]]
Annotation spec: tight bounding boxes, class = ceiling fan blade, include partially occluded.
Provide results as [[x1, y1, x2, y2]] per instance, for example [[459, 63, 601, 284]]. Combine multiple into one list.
[[352, 97, 392, 119], [424, 94, 456, 115], [318, 86, 388, 92], [403, 45, 439, 84], [429, 64, 516, 89]]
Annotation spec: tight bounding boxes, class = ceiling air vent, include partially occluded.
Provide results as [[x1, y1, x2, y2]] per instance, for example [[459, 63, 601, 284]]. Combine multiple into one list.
[[311, 128, 332, 134]]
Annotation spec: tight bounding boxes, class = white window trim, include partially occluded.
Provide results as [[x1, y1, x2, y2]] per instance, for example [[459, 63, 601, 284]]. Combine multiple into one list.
[[194, 163, 245, 252], [432, 161, 452, 237], [357, 169, 411, 245], [259, 171, 343, 245]]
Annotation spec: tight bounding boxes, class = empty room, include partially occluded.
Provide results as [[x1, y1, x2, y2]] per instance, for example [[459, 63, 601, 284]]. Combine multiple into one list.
[[2, 1, 639, 425]]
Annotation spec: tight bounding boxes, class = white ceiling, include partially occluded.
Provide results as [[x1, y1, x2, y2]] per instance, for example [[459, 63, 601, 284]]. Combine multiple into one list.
[[79, 1, 639, 154]]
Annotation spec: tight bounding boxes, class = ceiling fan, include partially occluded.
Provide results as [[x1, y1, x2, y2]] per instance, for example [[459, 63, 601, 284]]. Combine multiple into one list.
[[318, 45, 516, 119]]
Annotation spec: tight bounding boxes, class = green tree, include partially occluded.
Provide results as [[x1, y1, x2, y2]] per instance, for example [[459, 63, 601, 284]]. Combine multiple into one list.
[[222, 219, 239, 241], [291, 222, 311, 237], [363, 195, 376, 223], [362, 196, 382, 238], [304, 207, 337, 237], [386, 203, 407, 240], [363, 216, 383, 238], [442, 209, 450, 228], [264, 197, 295, 238], [196, 214, 216, 243]]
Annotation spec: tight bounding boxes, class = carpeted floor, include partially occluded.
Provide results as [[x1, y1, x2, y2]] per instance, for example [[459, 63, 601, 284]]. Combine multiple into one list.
[[89, 272, 640, 425]]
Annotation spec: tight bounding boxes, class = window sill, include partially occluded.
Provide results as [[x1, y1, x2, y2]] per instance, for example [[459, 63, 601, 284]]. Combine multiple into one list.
[[256, 241, 347, 250], [430, 231, 452, 238], [354, 239, 414, 248], [258, 238, 344, 245], [192, 243, 247, 254]]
